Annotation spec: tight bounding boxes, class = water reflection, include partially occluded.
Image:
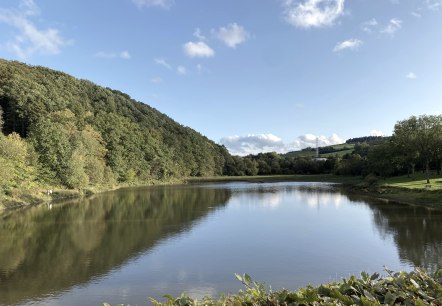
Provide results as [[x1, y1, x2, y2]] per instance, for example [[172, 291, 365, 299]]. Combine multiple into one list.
[[0, 186, 231, 305], [1, 182, 442, 305], [356, 197, 442, 272]]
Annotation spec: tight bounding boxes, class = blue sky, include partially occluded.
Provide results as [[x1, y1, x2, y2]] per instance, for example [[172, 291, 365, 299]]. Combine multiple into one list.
[[0, 0, 441, 155]]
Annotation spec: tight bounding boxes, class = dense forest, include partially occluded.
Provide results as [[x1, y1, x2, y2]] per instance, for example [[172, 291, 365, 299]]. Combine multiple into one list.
[[0, 59, 231, 201]]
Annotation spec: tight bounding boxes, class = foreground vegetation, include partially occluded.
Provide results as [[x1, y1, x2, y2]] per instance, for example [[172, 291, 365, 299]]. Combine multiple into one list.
[[106, 269, 442, 305]]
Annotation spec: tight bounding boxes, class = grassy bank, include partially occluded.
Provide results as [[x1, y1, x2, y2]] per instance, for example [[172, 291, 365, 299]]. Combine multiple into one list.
[[360, 174, 442, 209], [107, 268, 442, 305], [0, 178, 184, 212], [3, 173, 442, 212], [382, 173, 442, 190]]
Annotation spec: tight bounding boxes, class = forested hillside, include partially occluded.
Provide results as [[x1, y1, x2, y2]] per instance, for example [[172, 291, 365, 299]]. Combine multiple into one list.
[[0, 59, 230, 200]]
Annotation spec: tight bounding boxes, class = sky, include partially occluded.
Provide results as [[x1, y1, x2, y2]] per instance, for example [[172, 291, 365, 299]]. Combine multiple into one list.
[[0, 0, 441, 155]]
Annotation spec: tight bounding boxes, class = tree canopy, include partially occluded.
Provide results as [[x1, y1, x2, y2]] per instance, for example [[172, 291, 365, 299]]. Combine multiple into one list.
[[0, 59, 229, 193]]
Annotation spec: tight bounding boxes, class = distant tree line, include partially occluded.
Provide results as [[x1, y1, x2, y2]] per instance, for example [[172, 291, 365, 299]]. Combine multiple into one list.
[[346, 136, 387, 145], [224, 115, 442, 183]]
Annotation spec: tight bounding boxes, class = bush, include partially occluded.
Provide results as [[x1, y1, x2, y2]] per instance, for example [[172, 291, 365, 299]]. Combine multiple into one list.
[[142, 268, 442, 306]]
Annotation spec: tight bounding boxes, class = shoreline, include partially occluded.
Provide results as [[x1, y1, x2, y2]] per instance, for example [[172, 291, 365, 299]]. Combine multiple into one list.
[[0, 178, 185, 213], [2, 174, 441, 213]]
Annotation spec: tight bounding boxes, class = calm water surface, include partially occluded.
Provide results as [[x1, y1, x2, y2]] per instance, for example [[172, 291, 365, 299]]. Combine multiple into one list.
[[1, 182, 442, 305]]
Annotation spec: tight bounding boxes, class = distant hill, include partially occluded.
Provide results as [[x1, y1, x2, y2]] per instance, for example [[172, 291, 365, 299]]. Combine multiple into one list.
[[346, 136, 389, 145], [0, 59, 230, 190], [284, 143, 355, 158]]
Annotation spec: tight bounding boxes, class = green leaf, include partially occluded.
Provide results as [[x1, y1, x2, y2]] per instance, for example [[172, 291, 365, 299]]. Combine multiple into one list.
[[410, 278, 420, 289], [234, 273, 243, 283], [415, 298, 426, 306], [384, 292, 397, 305], [244, 274, 252, 285], [363, 289, 377, 301]]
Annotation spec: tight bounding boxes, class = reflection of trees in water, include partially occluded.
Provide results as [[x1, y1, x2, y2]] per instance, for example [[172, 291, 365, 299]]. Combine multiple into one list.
[[345, 193, 442, 272], [229, 183, 341, 209], [0, 186, 231, 305]]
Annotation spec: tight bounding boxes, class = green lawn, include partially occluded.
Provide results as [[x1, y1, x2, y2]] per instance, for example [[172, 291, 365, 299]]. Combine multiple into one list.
[[382, 173, 442, 190], [321, 149, 354, 157]]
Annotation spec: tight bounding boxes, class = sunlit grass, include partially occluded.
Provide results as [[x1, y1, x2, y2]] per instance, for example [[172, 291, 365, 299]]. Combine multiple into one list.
[[382, 173, 442, 190]]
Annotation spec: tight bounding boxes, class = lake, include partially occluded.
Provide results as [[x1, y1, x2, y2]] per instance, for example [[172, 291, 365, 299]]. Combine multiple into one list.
[[1, 181, 441, 305]]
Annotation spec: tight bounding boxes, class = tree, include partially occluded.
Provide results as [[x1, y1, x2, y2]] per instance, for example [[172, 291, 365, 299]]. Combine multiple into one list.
[[367, 142, 398, 178], [394, 115, 442, 183], [0, 105, 3, 131], [392, 118, 419, 178]]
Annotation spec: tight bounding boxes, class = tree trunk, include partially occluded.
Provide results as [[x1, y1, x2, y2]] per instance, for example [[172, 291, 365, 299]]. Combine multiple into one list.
[[426, 159, 430, 184]]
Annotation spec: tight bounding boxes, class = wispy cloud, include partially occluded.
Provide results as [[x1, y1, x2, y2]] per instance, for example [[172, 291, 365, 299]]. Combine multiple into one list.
[[220, 133, 344, 156], [154, 57, 172, 69], [406, 72, 417, 79], [213, 23, 250, 48], [132, 0, 174, 9], [283, 0, 346, 28], [381, 18, 402, 34], [151, 77, 163, 84], [361, 18, 378, 33], [95, 50, 131, 59], [333, 39, 363, 52], [0, 0, 70, 58], [411, 11, 422, 18], [370, 130, 384, 137], [183, 41, 215, 58], [425, 0, 442, 10], [193, 28, 207, 41], [177, 65, 187, 75]]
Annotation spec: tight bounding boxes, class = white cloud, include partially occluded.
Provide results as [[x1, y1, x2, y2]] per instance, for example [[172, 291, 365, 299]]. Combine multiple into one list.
[[406, 72, 417, 79], [19, 0, 39, 16], [132, 0, 174, 9], [154, 57, 172, 69], [220, 134, 286, 156], [220, 133, 343, 156], [370, 130, 385, 137], [292, 133, 344, 150], [361, 18, 378, 33], [177, 65, 187, 75], [183, 41, 215, 58], [283, 0, 346, 28], [95, 50, 131, 59], [411, 11, 422, 18], [120, 50, 131, 59], [333, 38, 363, 52], [193, 28, 207, 41], [196, 64, 203, 73], [426, 0, 442, 10], [381, 18, 402, 34], [0, 0, 69, 58], [214, 23, 250, 48]]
